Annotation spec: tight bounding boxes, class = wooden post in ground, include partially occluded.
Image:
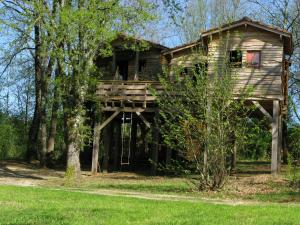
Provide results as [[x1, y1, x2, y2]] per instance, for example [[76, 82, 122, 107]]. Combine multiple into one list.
[[231, 140, 237, 173], [166, 148, 172, 165], [130, 118, 138, 170], [151, 111, 159, 176], [278, 114, 282, 172], [271, 100, 280, 175], [282, 118, 288, 164], [113, 120, 121, 171], [103, 121, 113, 173]]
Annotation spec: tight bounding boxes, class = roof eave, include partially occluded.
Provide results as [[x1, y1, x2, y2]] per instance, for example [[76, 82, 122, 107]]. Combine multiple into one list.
[[201, 21, 291, 38]]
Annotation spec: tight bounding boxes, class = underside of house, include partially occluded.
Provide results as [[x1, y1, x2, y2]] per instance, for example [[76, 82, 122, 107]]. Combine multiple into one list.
[[82, 17, 293, 175]]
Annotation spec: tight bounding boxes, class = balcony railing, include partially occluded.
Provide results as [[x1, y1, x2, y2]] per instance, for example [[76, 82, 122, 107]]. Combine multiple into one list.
[[97, 80, 163, 111]]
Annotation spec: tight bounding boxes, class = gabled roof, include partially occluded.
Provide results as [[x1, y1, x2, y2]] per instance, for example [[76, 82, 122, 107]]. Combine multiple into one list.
[[201, 17, 291, 37], [162, 40, 202, 55], [201, 17, 293, 54], [114, 33, 169, 50]]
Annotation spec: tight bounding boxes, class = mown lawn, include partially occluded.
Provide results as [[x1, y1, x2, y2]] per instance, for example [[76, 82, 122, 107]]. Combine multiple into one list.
[[0, 186, 300, 225]]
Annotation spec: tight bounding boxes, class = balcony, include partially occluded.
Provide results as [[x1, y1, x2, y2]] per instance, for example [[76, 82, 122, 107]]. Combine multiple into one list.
[[97, 80, 163, 112]]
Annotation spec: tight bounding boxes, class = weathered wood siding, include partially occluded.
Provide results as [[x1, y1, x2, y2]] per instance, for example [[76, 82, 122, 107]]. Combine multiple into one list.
[[96, 48, 163, 81], [168, 47, 207, 75], [207, 26, 284, 100]]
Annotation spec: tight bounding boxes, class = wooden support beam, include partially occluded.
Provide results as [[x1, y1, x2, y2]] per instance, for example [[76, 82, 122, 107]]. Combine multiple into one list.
[[252, 101, 272, 122], [130, 119, 138, 170], [136, 112, 151, 128], [166, 148, 172, 165], [102, 107, 157, 113], [151, 111, 159, 176], [113, 120, 121, 171], [271, 100, 280, 175], [231, 141, 237, 173], [134, 51, 139, 80], [98, 110, 120, 131], [103, 122, 113, 173], [282, 118, 288, 164], [278, 114, 282, 172], [112, 50, 117, 78]]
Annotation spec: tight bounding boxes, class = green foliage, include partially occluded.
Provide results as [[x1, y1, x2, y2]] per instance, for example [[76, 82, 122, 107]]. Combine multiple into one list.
[[240, 119, 271, 160], [288, 124, 300, 159], [287, 153, 300, 189], [156, 57, 251, 190], [157, 159, 194, 176], [0, 113, 27, 160]]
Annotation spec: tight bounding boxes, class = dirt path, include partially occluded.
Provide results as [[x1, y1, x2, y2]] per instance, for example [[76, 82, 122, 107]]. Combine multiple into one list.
[[1, 161, 298, 206]]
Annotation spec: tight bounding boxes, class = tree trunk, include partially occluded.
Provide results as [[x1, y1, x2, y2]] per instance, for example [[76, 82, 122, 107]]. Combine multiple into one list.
[[91, 121, 101, 175], [46, 79, 59, 155], [27, 24, 42, 162], [66, 117, 81, 180]]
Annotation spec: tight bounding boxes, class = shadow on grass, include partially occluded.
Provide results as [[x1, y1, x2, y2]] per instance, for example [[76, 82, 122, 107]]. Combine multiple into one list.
[[253, 191, 300, 203], [0, 166, 44, 180], [237, 160, 271, 175]]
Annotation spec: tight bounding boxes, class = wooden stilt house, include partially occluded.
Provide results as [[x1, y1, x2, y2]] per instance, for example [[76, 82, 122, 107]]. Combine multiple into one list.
[[95, 18, 292, 175]]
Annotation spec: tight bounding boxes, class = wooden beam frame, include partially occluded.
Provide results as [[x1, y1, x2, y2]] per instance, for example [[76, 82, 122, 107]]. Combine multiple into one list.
[[98, 110, 121, 131], [252, 101, 272, 122], [102, 107, 157, 113], [134, 51, 139, 80], [136, 112, 151, 128]]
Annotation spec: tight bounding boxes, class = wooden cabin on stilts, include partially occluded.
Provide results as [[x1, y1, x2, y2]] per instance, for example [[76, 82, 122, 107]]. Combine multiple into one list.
[[91, 17, 292, 176]]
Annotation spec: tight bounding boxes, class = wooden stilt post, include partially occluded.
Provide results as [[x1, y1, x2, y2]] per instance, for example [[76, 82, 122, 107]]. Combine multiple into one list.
[[112, 50, 117, 78], [282, 118, 288, 164], [103, 122, 113, 173], [134, 50, 139, 80], [130, 118, 138, 170], [271, 100, 280, 175], [278, 114, 282, 172], [151, 111, 159, 176], [113, 120, 121, 171], [166, 148, 172, 165], [231, 141, 237, 173]]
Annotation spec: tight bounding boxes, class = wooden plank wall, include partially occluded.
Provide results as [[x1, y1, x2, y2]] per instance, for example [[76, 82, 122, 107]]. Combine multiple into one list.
[[96, 48, 163, 81], [168, 47, 207, 76], [207, 26, 284, 100]]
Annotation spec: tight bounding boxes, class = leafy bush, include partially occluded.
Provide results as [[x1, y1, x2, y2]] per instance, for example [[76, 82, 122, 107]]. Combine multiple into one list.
[[0, 113, 27, 160], [240, 119, 271, 160], [156, 64, 251, 190]]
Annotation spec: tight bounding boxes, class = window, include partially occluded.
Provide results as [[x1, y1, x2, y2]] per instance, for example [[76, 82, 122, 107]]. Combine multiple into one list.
[[138, 60, 147, 72], [246, 51, 261, 68], [229, 50, 242, 68]]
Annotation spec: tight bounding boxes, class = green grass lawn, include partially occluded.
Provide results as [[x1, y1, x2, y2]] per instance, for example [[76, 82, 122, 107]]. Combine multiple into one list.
[[0, 185, 300, 225]]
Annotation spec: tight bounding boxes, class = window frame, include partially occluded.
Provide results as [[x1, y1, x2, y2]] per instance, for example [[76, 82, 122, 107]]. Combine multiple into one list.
[[246, 50, 261, 68], [229, 50, 243, 68]]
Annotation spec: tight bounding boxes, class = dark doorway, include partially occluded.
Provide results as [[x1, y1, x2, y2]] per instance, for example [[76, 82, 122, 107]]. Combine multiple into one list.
[[117, 60, 128, 80]]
